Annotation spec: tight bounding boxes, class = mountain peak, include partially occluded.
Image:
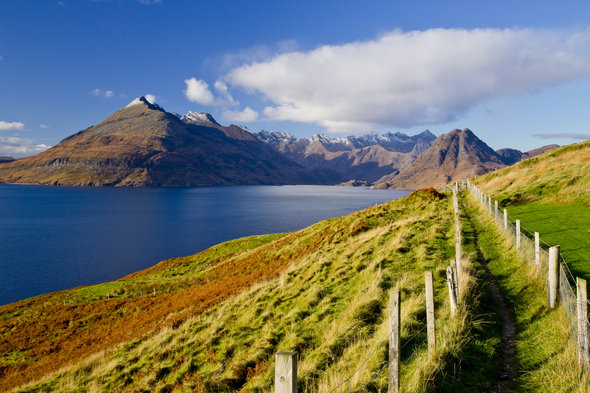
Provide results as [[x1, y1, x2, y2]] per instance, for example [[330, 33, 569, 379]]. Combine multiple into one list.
[[124, 96, 163, 111], [179, 111, 221, 127]]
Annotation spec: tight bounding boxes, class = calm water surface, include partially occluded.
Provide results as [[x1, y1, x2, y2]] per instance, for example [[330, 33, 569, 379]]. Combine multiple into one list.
[[0, 185, 409, 306]]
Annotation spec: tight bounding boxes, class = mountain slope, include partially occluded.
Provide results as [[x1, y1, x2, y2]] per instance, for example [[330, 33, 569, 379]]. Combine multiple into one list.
[[377, 128, 506, 189], [0, 190, 461, 392], [496, 144, 559, 165], [252, 130, 436, 183], [475, 139, 590, 205], [0, 98, 338, 186]]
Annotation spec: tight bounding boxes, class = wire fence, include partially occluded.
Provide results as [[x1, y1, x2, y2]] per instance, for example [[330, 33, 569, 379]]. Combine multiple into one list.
[[323, 295, 452, 393], [276, 185, 462, 393], [467, 181, 588, 373]]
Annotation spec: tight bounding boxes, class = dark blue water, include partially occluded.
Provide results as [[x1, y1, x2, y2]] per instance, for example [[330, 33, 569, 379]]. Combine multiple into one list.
[[0, 185, 409, 306]]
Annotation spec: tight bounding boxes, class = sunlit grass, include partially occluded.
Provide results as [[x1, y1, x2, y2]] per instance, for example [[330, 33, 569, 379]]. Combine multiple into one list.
[[466, 192, 587, 392], [5, 190, 473, 392]]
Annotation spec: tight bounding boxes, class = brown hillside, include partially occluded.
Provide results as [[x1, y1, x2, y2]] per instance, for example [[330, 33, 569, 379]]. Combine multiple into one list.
[[0, 97, 338, 187], [377, 128, 506, 189]]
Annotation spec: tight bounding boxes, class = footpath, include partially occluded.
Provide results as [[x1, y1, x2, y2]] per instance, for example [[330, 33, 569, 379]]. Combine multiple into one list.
[[459, 188, 585, 392]]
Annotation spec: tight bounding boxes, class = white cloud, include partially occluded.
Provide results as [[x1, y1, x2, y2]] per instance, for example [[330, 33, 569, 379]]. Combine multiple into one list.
[[90, 89, 116, 98], [144, 94, 157, 104], [532, 133, 590, 140], [214, 80, 236, 105], [0, 137, 51, 158], [0, 121, 25, 131], [0, 56, 3, 61], [40, 124, 50, 129], [184, 78, 215, 105], [223, 27, 590, 133], [222, 107, 259, 123], [184, 78, 237, 107]]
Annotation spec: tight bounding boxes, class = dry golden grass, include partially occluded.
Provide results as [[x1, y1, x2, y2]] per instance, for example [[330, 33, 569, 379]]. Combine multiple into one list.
[[4, 190, 461, 392], [476, 140, 590, 205]]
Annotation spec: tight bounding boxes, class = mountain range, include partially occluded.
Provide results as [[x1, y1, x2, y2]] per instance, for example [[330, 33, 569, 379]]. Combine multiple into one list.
[[0, 97, 338, 186], [0, 97, 560, 188]]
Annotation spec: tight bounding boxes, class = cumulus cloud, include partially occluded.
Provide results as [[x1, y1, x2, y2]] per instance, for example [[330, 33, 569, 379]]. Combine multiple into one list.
[[144, 94, 157, 104], [532, 133, 590, 140], [90, 89, 115, 98], [222, 107, 259, 123], [0, 137, 50, 158], [222, 27, 590, 133], [0, 121, 25, 131], [184, 78, 215, 105], [40, 124, 50, 129], [184, 78, 237, 107]]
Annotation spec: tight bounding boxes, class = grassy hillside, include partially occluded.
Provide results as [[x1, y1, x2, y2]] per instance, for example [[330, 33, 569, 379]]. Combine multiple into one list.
[[3, 189, 486, 392], [473, 139, 590, 280], [474, 140, 590, 205], [462, 192, 585, 392]]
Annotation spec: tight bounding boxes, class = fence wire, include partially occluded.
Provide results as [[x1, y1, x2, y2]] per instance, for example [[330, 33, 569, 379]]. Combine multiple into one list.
[[467, 182, 588, 374], [326, 292, 453, 393]]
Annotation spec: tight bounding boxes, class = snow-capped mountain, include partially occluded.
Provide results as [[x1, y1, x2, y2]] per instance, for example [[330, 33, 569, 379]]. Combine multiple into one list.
[[172, 111, 438, 185], [251, 129, 436, 154], [256, 130, 299, 144], [179, 111, 221, 127]]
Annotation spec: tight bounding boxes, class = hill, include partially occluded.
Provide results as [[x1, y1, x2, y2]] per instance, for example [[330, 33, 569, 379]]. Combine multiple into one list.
[[472, 139, 590, 281], [0, 190, 470, 392], [375, 128, 506, 189], [0, 97, 338, 187], [473, 140, 590, 205], [495, 144, 559, 166]]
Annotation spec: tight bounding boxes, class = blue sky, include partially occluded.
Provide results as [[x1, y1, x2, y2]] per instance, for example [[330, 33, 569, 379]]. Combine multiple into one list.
[[1, 0, 590, 157]]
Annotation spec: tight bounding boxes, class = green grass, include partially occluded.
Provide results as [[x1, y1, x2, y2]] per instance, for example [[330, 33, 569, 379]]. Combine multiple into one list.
[[505, 202, 590, 282], [465, 193, 587, 392], [7, 191, 491, 393], [474, 139, 590, 205], [430, 190, 503, 393], [14, 187, 582, 392]]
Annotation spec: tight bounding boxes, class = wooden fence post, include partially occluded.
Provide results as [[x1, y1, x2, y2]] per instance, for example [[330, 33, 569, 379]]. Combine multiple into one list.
[[504, 209, 508, 231], [451, 259, 459, 290], [275, 351, 297, 393], [495, 200, 498, 220], [455, 228, 462, 294], [548, 246, 560, 308], [425, 271, 436, 356], [577, 278, 589, 368], [535, 232, 540, 267], [446, 267, 458, 317], [516, 219, 521, 250], [389, 290, 400, 393]]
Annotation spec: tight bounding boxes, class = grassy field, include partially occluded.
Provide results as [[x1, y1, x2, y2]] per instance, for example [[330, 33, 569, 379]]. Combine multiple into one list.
[[464, 192, 587, 392], [3, 189, 489, 392], [505, 203, 590, 281], [473, 139, 590, 283], [4, 182, 585, 392]]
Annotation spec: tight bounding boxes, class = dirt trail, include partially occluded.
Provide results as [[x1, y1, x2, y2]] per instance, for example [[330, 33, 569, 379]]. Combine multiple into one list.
[[464, 203, 517, 392]]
